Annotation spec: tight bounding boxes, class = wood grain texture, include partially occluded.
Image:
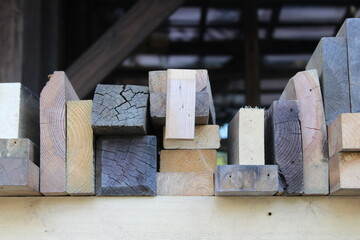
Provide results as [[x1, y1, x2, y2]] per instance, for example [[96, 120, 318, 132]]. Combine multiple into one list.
[[157, 172, 214, 196], [67, 100, 94, 195], [0, 139, 37, 165], [280, 70, 328, 195], [40, 71, 79, 196], [96, 135, 157, 196], [91, 84, 149, 135], [0, 83, 39, 146], [160, 150, 217, 173], [328, 113, 360, 157], [306, 37, 350, 125], [0, 158, 40, 196], [150, 92, 209, 126], [329, 152, 360, 195], [336, 18, 360, 113], [228, 108, 264, 165], [215, 165, 278, 196], [163, 125, 220, 149], [165, 69, 196, 139], [3, 196, 360, 239], [66, 0, 185, 98], [265, 100, 303, 195], [149, 69, 216, 123]]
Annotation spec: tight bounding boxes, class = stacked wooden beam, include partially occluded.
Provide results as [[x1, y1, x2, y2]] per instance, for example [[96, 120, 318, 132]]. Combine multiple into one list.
[[151, 69, 220, 196]]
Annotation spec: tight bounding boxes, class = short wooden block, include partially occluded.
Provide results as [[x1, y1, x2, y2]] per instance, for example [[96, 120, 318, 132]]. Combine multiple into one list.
[[150, 92, 209, 126], [160, 150, 217, 173], [40, 71, 79, 196], [163, 125, 220, 149], [149, 70, 216, 124], [96, 135, 157, 196], [336, 19, 360, 113], [91, 84, 149, 135], [157, 172, 214, 196], [0, 158, 40, 196], [280, 70, 328, 195], [228, 108, 264, 165], [0, 83, 39, 146], [306, 37, 350, 125], [215, 165, 279, 196], [265, 100, 303, 195], [0, 138, 38, 165], [330, 152, 360, 195], [67, 100, 94, 195], [328, 113, 360, 158]]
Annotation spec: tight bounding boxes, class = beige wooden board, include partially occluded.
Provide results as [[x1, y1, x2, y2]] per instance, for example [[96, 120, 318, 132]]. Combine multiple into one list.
[[163, 125, 220, 149], [1, 197, 360, 239], [228, 108, 265, 165], [157, 172, 214, 196], [329, 152, 360, 195], [40, 71, 79, 196], [160, 150, 217, 173], [67, 100, 94, 195], [280, 70, 328, 195], [165, 69, 196, 139], [328, 113, 360, 158]]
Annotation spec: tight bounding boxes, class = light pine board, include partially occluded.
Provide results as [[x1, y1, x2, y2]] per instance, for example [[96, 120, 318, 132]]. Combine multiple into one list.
[[228, 108, 264, 165], [0, 83, 39, 145], [40, 71, 79, 196], [328, 113, 360, 158], [329, 152, 360, 195], [157, 172, 214, 196], [280, 70, 328, 195], [336, 18, 360, 113], [67, 100, 94, 195], [306, 37, 350, 125], [165, 69, 196, 139], [163, 125, 220, 149], [160, 150, 217, 173]]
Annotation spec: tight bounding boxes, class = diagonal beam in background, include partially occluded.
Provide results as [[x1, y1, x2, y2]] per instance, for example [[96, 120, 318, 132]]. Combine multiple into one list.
[[66, 0, 185, 99]]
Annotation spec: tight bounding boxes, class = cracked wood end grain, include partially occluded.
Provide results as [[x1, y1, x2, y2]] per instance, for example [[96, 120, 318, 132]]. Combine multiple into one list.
[[95, 135, 157, 196], [92, 84, 149, 135]]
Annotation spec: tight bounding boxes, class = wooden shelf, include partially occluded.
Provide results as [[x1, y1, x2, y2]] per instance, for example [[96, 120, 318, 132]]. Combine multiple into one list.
[[1, 196, 360, 239]]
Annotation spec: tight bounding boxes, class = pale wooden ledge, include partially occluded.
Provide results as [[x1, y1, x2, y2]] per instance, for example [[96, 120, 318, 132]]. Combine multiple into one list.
[[0, 196, 360, 239]]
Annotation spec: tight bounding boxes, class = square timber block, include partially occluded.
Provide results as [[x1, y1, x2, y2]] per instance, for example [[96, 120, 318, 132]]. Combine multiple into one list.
[[215, 165, 279, 196], [95, 135, 157, 196], [92, 84, 149, 135]]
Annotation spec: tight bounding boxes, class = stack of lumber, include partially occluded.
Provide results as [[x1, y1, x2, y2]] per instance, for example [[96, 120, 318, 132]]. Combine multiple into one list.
[[151, 69, 220, 196]]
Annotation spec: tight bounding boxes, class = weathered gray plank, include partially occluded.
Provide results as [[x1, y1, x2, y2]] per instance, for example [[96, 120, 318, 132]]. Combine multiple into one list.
[[336, 18, 360, 113], [265, 100, 303, 195], [215, 165, 278, 196], [92, 84, 149, 135], [0, 138, 38, 165], [95, 135, 157, 196], [306, 37, 350, 125], [150, 91, 209, 126]]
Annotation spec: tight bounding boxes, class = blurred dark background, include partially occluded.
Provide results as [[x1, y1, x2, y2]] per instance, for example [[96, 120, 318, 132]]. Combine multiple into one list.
[[1, 0, 359, 126]]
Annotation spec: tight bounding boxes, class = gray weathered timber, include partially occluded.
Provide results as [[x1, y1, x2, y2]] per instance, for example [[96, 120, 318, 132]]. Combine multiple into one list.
[[92, 85, 149, 135], [0, 139, 38, 165], [95, 135, 157, 196], [265, 100, 303, 195], [306, 37, 350, 125], [215, 165, 278, 196], [0, 158, 40, 196], [337, 18, 360, 113], [0, 83, 39, 146], [150, 91, 209, 126]]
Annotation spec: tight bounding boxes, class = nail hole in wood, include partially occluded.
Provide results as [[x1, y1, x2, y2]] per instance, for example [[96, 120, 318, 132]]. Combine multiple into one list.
[[268, 212, 272, 216]]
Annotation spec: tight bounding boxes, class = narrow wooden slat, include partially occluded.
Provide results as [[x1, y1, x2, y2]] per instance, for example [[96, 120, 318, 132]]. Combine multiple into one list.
[[67, 100, 94, 195], [280, 70, 328, 195], [165, 69, 196, 139], [40, 71, 79, 196]]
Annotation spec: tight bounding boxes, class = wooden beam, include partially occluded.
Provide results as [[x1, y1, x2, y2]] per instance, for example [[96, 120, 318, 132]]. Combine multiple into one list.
[[0, 139, 38, 165], [66, 0, 185, 98]]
